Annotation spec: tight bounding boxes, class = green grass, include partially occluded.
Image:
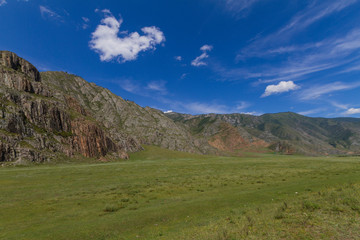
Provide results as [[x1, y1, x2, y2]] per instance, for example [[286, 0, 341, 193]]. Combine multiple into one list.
[[1, 146, 360, 239]]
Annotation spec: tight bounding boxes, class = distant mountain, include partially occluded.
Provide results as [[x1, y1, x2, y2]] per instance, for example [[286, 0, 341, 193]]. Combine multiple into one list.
[[1, 51, 360, 164], [165, 112, 360, 155]]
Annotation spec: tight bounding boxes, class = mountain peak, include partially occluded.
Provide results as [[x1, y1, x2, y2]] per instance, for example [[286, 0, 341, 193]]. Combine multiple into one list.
[[0, 51, 41, 82]]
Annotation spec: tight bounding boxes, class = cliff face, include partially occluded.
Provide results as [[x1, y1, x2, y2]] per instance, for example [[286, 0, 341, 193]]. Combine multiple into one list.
[[40, 71, 212, 155], [0, 51, 142, 163]]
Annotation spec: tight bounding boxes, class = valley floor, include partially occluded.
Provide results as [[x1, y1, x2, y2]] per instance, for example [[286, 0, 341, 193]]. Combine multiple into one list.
[[1, 146, 360, 239]]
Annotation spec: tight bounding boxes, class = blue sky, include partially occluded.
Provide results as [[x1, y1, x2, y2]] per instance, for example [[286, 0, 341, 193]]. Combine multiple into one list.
[[1, 0, 360, 117]]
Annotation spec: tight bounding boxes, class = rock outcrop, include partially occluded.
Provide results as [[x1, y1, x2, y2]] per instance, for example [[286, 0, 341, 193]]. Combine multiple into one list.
[[0, 51, 142, 163]]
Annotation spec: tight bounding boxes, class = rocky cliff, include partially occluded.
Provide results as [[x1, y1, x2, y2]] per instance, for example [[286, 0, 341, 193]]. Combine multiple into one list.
[[40, 71, 213, 155], [0, 51, 142, 163]]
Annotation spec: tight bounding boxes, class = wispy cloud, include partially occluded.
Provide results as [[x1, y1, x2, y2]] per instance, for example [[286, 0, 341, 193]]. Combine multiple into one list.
[[214, 0, 360, 86], [340, 64, 360, 73], [39, 6, 63, 22], [180, 73, 188, 80], [239, 0, 358, 59], [297, 108, 324, 116], [120, 79, 139, 94], [299, 81, 360, 100], [329, 101, 349, 110], [0, 0, 7, 7], [146, 81, 167, 95], [161, 97, 254, 115], [184, 102, 230, 114], [174, 56, 182, 61], [120, 79, 168, 96], [221, 0, 260, 17], [191, 45, 213, 67], [90, 10, 165, 62], [81, 17, 90, 29], [236, 101, 251, 111], [215, 28, 360, 84]]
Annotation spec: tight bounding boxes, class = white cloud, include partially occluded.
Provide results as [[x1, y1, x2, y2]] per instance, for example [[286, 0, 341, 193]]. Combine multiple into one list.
[[262, 81, 299, 97], [345, 108, 360, 115], [299, 82, 360, 100], [241, 111, 262, 116], [175, 56, 182, 61], [191, 44, 213, 67], [164, 110, 173, 114], [0, 0, 7, 7], [90, 10, 165, 62], [191, 53, 209, 67], [40, 6, 63, 22], [82, 17, 90, 22], [200, 45, 213, 51]]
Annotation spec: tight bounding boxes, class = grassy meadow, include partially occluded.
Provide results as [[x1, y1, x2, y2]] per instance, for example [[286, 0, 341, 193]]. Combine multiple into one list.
[[1, 146, 360, 239]]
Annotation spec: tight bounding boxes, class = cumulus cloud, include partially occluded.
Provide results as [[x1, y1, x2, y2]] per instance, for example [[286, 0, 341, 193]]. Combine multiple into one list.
[[345, 108, 360, 115], [191, 44, 213, 67], [90, 10, 165, 62], [0, 0, 7, 7], [262, 81, 299, 97]]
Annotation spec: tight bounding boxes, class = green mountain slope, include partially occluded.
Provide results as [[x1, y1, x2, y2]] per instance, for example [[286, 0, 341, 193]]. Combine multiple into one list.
[[166, 112, 360, 155]]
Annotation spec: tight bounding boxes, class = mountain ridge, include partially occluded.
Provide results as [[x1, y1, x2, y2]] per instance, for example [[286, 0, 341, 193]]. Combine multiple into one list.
[[1, 51, 360, 164]]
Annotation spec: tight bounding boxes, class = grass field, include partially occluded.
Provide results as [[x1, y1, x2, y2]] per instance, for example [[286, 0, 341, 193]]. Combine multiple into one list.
[[1, 146, 360, 239]]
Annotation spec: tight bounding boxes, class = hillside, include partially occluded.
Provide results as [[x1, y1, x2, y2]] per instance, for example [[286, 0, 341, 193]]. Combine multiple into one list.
[[166, 112, 360, 155], [0, 51, 214, 163], [1, 51, 360, 164], [40, 71, 213, 155]]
